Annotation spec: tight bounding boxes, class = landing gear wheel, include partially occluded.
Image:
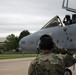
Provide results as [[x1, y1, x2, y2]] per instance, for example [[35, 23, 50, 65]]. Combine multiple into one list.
[[64, 69, 72, 75]]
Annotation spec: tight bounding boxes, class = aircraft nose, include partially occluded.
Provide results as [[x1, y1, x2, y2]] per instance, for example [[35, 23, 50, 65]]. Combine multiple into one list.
[[19, 38, 26, 52], [19, 38, 25, 48]]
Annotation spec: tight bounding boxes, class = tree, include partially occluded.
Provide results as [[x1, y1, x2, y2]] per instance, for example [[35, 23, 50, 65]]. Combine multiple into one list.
[[18, 30, 30, 41], [3, 30, 30, 51], [3, 34, 19, 51]]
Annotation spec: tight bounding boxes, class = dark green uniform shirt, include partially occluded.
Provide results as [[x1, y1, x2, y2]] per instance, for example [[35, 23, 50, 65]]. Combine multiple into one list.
[[28, 51, 76, 75]]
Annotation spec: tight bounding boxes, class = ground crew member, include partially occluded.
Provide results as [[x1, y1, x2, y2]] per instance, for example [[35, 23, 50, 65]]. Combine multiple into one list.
[[28, 35, 76, 75]]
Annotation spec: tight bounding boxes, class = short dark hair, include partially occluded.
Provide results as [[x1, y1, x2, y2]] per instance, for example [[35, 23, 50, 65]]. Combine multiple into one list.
[[65, 15, 70, 20], [39, 35, 54, 50]]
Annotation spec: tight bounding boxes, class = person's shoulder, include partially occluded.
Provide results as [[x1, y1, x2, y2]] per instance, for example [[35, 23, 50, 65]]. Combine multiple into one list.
[[29, 57, 38, 65]]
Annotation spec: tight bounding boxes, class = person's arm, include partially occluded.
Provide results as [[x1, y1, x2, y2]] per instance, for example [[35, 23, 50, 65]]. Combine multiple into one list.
[[28, 62, 34, 75], [28, 58, 39, 75], [55, 44, 73, 55], [55, 44, 76, 67], [63, 54, 76, 67]]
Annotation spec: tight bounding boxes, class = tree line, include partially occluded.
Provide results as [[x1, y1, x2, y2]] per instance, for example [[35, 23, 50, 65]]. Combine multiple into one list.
[[0, 30, 30, 52]]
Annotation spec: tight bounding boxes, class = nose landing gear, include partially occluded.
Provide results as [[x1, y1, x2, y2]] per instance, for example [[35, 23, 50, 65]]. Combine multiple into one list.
[[64, 69, 72, 75]]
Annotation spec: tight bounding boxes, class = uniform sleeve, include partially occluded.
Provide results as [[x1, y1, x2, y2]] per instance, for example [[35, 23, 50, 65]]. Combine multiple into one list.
[[59, 48, 73, 55], [28, 59, 37, 75], [63, 54, 76, 67], [28, 58, 39, 75], [28, 62, 34, 75]]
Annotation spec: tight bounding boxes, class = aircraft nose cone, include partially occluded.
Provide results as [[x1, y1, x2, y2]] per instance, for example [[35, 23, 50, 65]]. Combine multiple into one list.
[[19, 39, 25, 48], [19, 38, 26, 52]]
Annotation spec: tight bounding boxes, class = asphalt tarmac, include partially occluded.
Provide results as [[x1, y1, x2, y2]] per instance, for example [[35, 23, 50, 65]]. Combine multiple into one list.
[[0, 57, 76, 75]]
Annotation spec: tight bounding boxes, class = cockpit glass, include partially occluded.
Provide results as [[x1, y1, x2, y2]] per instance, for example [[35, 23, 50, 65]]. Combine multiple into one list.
[[68, 0, 76, 9], [41, 16, 62, 29]]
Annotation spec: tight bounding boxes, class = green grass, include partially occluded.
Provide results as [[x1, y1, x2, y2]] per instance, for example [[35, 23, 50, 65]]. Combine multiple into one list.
[[0, 54, 37, 59]]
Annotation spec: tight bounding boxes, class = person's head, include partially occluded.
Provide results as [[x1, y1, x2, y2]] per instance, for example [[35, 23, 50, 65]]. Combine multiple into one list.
[[65, 15, 71, 20], [39, 35, 54, 50]]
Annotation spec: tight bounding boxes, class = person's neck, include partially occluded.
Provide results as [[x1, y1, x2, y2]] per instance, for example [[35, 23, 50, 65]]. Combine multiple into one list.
[[41, 50, 51, 54]]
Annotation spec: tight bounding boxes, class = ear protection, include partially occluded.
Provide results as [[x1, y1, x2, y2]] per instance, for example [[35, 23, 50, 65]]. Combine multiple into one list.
[[38, 39, 42, 50], [37, 40, 41, 50]]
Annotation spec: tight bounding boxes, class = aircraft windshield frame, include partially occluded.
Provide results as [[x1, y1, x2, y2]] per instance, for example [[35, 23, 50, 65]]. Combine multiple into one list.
[[41, 16, 63, 29]]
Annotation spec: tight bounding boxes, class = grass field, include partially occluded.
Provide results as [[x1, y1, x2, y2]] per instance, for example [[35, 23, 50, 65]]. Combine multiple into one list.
[[0, 54, 37, 59]]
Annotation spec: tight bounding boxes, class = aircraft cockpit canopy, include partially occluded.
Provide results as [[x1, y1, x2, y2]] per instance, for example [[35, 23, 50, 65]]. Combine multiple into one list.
[[41, 16, 63, 29]]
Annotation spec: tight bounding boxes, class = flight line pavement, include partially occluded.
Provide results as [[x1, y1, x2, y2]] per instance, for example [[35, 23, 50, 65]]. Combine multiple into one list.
[[0, 57, 76, 75]]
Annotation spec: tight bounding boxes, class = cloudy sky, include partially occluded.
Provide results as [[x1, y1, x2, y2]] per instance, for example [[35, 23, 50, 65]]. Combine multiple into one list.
[[0, 0, 75, 37]]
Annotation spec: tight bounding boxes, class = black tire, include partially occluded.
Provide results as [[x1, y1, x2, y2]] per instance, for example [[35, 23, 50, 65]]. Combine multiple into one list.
[[64, 69, 72, 75]]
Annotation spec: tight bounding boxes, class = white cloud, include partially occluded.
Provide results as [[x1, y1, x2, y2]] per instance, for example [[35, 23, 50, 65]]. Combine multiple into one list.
[[0, 0, 75, 37]]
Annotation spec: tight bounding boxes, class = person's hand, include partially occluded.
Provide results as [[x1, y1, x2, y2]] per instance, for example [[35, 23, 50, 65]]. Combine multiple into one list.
[[55, 44, 62, 50], [55, 44, 68, 54]]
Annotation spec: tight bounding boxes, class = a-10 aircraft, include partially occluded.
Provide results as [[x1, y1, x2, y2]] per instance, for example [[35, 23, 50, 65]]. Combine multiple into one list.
[[19, 0, 76, 53], [19, 0, 76, 75]]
